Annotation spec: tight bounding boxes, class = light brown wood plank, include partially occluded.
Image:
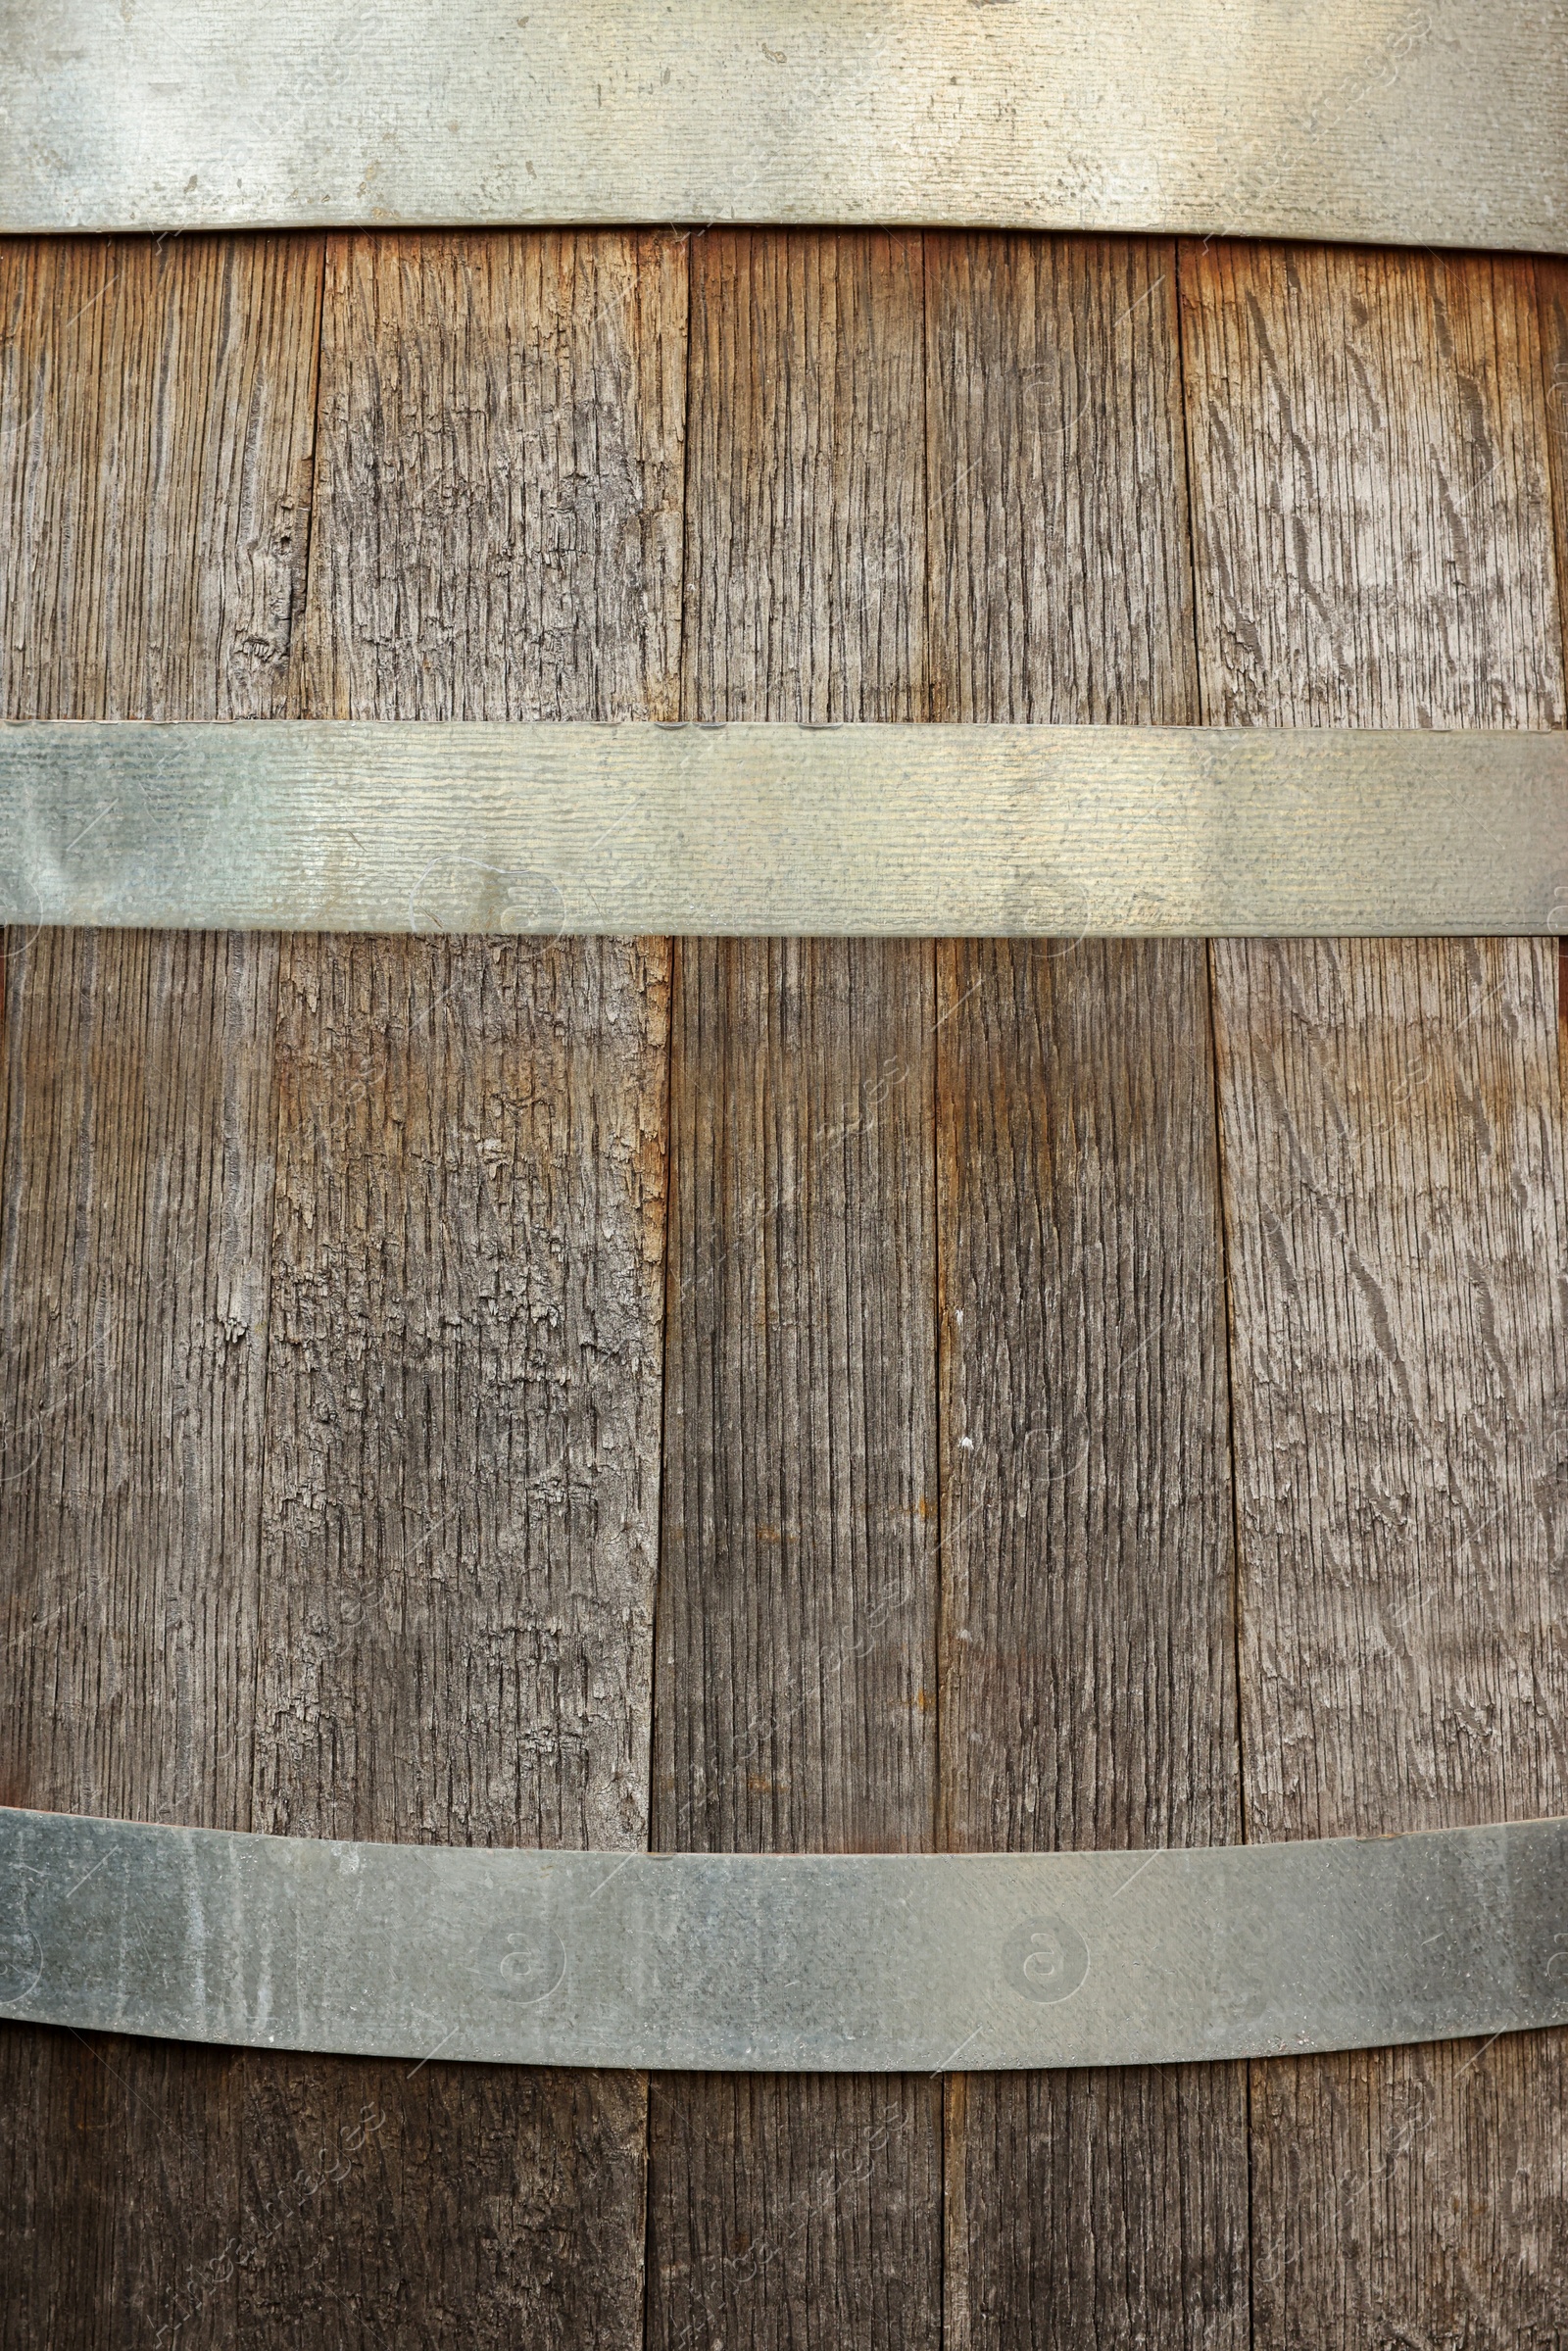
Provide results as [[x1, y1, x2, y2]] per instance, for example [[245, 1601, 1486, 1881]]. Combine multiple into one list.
[[300, 233, 685, 725], [237, 227, 683, 2347], [256, 928, 671, 1851], [926, 229, 1250, 2351], [0, 231, 322, 2350], [1182, 237, 1568, 2348], [647, 227, 942, 2351], [0, 236, 319, 726]]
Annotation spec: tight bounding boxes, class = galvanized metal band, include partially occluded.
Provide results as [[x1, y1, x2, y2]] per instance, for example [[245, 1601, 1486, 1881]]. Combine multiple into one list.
[[3, 722, 1565, 940], [2, 0, 1563, 253], [2, 1809, 1566, 2071]]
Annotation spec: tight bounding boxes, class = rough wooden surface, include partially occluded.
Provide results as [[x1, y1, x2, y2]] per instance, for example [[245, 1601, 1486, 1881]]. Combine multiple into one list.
[[1543, 259, 1568, 712], [923, 233, 1195, 731], [647, 229, 942, 2351], [925, 229, 1250, 2350], [1545, 260, 1568, 1073], [257, 931, 670, 1854], [0, 235, 319, 726], [300, 231, 685, 726], [4, 224, 1567, 2351], [1182, 237, 1568, 2347], [0, 230, 322, 2349], [237, 226, 684, 2347]]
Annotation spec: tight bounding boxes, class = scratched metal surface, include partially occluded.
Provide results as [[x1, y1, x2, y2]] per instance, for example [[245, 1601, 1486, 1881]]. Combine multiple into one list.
[[2, 721, 1565, 937], [1, 0, 1564, 251], [2, 1809, 1566, 2070]]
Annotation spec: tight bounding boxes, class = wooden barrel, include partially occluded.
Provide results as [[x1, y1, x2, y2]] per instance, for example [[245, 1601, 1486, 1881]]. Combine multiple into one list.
[[2, 222, 1566, 2346]]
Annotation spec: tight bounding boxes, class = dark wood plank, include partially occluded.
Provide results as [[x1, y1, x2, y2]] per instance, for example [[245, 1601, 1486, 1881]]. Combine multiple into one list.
[[1546, 260, 1568, 1065], [647, 227, 942, 2351], [1543, 258, 1568, 741], [0, 231, 322, 2350], [925, 229, 1250, 2351], [1182, 237, 1568, 2349], [230, 226, 685, 2348]]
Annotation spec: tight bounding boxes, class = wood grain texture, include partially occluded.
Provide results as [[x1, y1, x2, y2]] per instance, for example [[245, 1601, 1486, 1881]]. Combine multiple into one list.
[[1183, 246, 1563, 736], [300, 231, 685, 725], [925, 230, 1249, 2351], [1182, 237, 1568, 2348], [0, 235, 319, 725], [257, 928, 671, 1852], [648, 228, 942, 2351], [1548, 261, 1568, 1070], [1544, 260, 1568, 721], [233, 226, 686, 2348], [5, 220, 1567, 2351], [0, 232, 322, 2350], [924, 233, 1195, 729], [0, 928, 279, 1828]]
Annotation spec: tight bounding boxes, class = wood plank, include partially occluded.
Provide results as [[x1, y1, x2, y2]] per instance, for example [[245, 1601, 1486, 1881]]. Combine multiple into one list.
[[647, 227, 942, 2351], [0, 231, 321, 2350], [232, 226, 684, 2347], [1181, 237, 1568, 2347], [1546, 260, 1568, 1067], [0, 235, 319, 725], [925, 228, 1250, 2350], [1543, 258, 1568, 720], [256, 932, 670, 1852]]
